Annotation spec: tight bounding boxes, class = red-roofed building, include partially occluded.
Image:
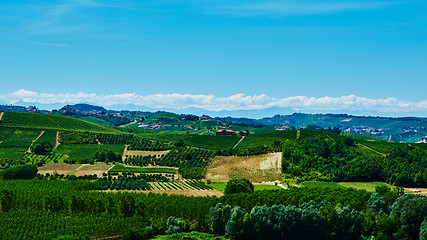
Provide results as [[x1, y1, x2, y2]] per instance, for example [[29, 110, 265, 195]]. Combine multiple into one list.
[[216, 129, 236, 136]]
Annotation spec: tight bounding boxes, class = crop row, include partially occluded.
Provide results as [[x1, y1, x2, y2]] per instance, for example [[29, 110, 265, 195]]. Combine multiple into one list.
[[22, 153, 66, 165]]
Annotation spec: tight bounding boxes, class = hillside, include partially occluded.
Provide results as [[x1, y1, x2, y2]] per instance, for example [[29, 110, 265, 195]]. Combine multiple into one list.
[[0, 111, 122, 133]]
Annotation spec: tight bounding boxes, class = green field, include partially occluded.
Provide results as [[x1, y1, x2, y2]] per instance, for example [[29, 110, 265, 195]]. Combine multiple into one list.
[[208, 181, 283, 192], [302, 181, 398, 192], [54, 144, 124, 161], [110, 164, 177, 174], [153, 232, 226, 240]]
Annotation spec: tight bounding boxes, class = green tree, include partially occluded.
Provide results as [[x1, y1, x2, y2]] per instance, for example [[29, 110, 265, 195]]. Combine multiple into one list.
[[2, 164, 38, 180], [0, 190, 14, 212], [420, 218, 427, 240], [224, 178, 254, 194]]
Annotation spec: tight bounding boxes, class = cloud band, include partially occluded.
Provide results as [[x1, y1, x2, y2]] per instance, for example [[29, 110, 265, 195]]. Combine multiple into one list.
[[1, 89, 427, 114]]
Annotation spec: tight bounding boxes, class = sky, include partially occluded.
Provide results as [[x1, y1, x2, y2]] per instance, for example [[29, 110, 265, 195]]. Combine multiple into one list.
[[0, 0, 427, 117]]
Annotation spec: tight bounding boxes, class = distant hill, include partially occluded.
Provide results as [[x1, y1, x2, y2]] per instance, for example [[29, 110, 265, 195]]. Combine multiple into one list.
[[256, 113, 427, 143], [59, 104, 107, 112]]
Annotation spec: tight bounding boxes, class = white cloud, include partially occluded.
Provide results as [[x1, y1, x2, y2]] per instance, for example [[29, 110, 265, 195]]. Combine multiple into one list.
[[2, 89, 427, 114]]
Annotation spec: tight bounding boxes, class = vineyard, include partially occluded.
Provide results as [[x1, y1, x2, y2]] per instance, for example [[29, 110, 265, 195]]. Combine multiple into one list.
[[235, 130, 297, 149], [0, 111, 119, 133], [149, 179, 212, 191], [22, 153, 67, 165], [127, 138, 172, 151], [184, 135, 241, 150]]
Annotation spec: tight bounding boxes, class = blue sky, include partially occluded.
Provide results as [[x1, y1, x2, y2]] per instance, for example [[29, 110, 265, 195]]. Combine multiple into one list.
[[1, 0, 427, 116]]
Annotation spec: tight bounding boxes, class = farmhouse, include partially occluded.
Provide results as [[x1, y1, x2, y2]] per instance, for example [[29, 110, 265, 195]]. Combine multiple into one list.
[[216, 129, 236, 136], [276, 126, 290, 131], [239, 130, 249, 136]]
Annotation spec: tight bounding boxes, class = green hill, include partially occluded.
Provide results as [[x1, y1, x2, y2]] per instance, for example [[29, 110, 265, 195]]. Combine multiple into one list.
[[0, 112, 122, 133]]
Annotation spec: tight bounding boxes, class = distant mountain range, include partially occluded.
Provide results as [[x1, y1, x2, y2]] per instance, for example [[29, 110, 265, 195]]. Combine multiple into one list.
[[1, 103, 426, 143]]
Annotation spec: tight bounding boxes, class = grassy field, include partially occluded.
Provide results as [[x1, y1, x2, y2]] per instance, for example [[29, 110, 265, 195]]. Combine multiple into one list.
[[208, 181, 283, 192], [54, 144, 124, 161], [152, 232, 226, 240], [110, 164, 177, 174], [302, 181, 399, 192]]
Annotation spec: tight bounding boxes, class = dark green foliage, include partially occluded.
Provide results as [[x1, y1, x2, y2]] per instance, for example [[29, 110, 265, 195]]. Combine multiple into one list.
[[366, 193, 388, 215], [166, 216, 185, 234], [125, 154, 158, 166], [224, 178, 254, 194], [391, 194, 427, 239], [2, 164, 37, 180], [93, 149, 121, 163], [282, 136, 427, 187], [0, 190, 14, 212], [59, 131, 97, 144], [211, 202, 364, 240], [97, 178, 151, 190], [33, 141, 53, 155], [420, 218, 427, 240]]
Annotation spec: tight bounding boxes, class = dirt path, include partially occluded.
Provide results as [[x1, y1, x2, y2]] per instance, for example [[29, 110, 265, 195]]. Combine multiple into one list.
[[232, 136, 245, 149], [0, 112, 3, 121], [53, 131, 60, 150], [27, 130, 45, 152]]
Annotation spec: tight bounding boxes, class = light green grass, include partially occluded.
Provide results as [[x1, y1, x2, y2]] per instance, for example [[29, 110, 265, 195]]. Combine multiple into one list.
[[338, 182, 398, 192], [208, 181, 227, 191], [208, 181, 283, 192], [152, 231, 226, 240], [302, 181, 344, 189], [254, 184, 284, 191], [302, 181, 399, 192], [110, 164, 177, 174]]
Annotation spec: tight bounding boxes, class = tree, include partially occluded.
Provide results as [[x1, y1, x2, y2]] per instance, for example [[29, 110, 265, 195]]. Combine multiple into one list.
[[420, 218, 427, 240], [391, 194, 427, 239], [0, 190, 14, 212], [33, 141, 53, 155], [367, 193, 388, 214], [2, 164, 38, 180], [224, 178, 254, 194]]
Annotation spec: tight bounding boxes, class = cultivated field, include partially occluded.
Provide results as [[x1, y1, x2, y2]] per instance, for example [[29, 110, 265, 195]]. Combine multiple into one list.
[[37, 163, 112, 176], [205, 152, 282, 182], [123, 149, 170, 159]]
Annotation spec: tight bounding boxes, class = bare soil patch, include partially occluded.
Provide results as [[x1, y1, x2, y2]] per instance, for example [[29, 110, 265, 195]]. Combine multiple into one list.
[[124, 150, 170, 157], [38, 163, 82, 175], [74, 164, 112, 176], [206, 153, 282, 182], [38, 163, 111, 176], [405, 187, 427, 195]]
